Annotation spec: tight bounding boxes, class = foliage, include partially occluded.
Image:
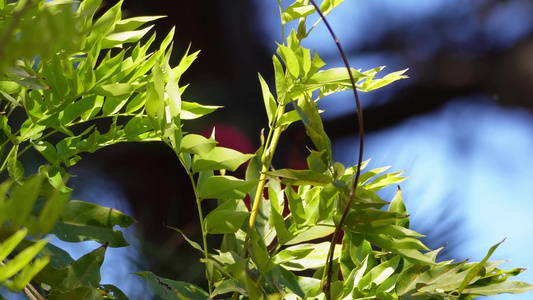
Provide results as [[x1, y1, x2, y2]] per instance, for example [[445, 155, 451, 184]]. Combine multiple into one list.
[[0, 0, 532, 299]]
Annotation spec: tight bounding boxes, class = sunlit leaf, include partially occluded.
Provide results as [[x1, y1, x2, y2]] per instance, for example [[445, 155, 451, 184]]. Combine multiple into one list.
[[278, 44, 300, 79], [362, 68, 408, 92], [281, 242, 340, 271], [389, 186, 409, 228], [180, 134, 217, 155], [281, 2, 315, 24], [462, 280, 533, 296], [199, 175, 257, 200], [192, 147, 254, 173], [181, 101, 221, 120], [458, 239, 505, 294], [93, 83, 136, 97], [265, 169, 332, 186], [357, 256, 400, 291], [258, 73, 277, 125]]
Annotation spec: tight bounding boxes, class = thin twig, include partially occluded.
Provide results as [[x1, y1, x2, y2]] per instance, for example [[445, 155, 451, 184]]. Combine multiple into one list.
[[307, 1, 365, 300], [23, 282, 45, 300]]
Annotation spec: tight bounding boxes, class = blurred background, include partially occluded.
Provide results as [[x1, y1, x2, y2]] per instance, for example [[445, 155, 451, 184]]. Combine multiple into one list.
[[56, 0, 533, 299]]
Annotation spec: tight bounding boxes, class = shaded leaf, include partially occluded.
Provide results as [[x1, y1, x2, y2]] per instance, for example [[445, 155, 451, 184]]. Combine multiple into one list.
[[205, 200, 249, 234], [135, 271, 209, 300], [52, 201, 135, 247]]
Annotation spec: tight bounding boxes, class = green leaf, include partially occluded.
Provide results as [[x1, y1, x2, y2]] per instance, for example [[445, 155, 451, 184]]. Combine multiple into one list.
[[125, 92, 145, 114], [4, 253, 49, 291], [294, 95, 332, 162], [86, 0, 123, 49], [364, 170, 407, 192], [48, 286, 103, 300], [61, 95, 101, 124], [53, 243, 107, 293], [192, 147, 254, 172], [135, 271, 209, 300], [272, 246, 313, 265], [0, 228, 28, 262], [0, 81, 21, 94], [281, 1, 315, 24], [181, 101, 221, 120], [307, 67, 365, 86], [344, 209, 408, 227], [36, 189, 71, 235], [269, 206, 293, 245], [24, 90, 44, 121], [0, 115, 18, 143], [199, 175, 257, 200], [51, 200, 136, 247], [165, 225, 203, 253], [389, 186, 409, 228], [40, 165, 71, 193], [258, 73, 277, 125], [93, 83, 136, 97], [273, 55, 288, 104], [362, 68, 408, 92], [276, 109, 301, 127], [281, 242, 341, 271], [204, 200, 250, 234], [164, 59, 181, 121], [114, 15, 166, 32], [265, 169, 332, 186], [101, 26, 154, 48], [320, 0, 345, 14], [94, 50, 126, 82], [357, 256, 401, 292], [458, 239, 505, 294], [307, 149, 328, 173], [249, 227, 273, 273], [284, 225, 334, 245], [6, 174, 43, 228], [102, 94, 130, 116], [396, 260, 467, 296], [172, 45, 200, 81], [278, 44, 300, 79], [179, 134, 217, 155], [99, 284, 129, 299], [462, 280, 533, 296], [210, 280, 248, 298], [20, 119, 46, 142], [7, 144, 24, 184], [0, 237, 48, 283]]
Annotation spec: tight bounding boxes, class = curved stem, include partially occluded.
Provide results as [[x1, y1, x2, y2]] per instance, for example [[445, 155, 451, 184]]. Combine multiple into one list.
[[308, 1, 365, 300]]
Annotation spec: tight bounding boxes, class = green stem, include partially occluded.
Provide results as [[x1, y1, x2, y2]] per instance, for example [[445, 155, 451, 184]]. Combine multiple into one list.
[[167, 141, 214, 296], [188, 171, 213, 296], [245, 104, 285, 242]]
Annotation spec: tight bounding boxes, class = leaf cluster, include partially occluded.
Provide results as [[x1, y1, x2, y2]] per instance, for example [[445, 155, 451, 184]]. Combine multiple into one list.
[[0, 0, 531, 300]]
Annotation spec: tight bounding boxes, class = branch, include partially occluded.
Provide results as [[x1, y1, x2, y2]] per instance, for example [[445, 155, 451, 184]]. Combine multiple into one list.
[[307, 1, 365, 300]]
